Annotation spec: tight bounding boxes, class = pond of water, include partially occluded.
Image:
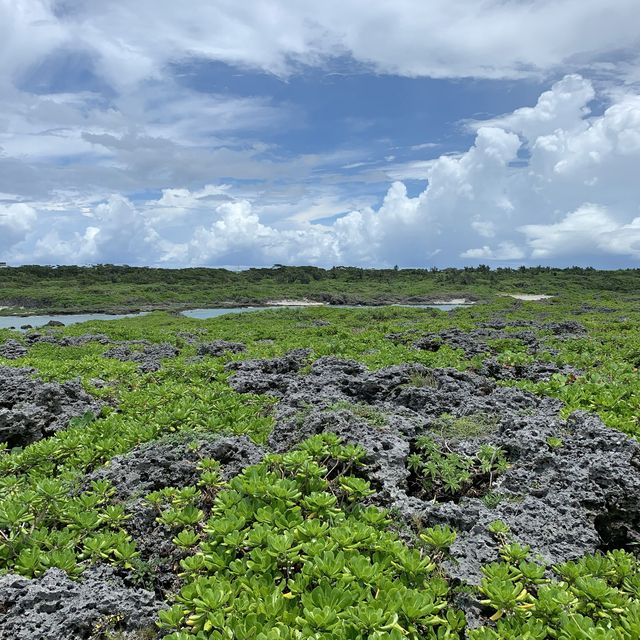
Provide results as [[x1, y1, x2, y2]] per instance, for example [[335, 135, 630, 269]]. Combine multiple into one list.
[[0, 312, 148, 331], [0, 303, 471, 330]]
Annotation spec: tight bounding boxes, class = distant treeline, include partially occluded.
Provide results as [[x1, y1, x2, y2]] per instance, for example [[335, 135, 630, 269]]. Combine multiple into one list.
[[0, 264, 638, 313]]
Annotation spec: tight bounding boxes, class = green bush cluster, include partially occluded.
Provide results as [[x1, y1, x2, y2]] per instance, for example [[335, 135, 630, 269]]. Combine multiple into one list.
[[157, 434, 465, 640], [0, 473, 138, 577], [408, 437, 508, 501], [470, 549, 640, 639]]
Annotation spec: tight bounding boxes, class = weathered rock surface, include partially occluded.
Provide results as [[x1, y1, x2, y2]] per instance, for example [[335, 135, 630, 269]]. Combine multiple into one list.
[[176, 331, 201, 344], [410, 321, 586, 359], [88, 434, 264, 595], [226, 348, 311, 394], [478, 357, 582, 382], [197, 339, 246, 357], [0, 366, 104, 447], [24, 332, 58, 345], [229, 352, 640, 583], [0, 339, 28, 360], [414, 328, 496, 357], [23, 332, 111, 347], [89, 433, 264, 499], [0, 565, 161, 640], [57, 333, 112, 346], [103, 342, 179, 372]]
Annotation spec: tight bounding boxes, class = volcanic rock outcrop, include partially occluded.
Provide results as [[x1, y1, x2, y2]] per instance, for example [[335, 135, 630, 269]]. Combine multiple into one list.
[[228, 351, 640, 582], [0, 366, 104, 448]]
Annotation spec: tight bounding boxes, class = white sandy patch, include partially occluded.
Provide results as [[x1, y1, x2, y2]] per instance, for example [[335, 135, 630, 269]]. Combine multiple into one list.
[[430, 298, 474, 305], [266, 299, 325, 306], [501, 294, 554, 301]]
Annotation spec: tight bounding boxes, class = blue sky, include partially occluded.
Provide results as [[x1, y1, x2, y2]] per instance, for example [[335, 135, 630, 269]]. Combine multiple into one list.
[[1, 0, 640, 268]]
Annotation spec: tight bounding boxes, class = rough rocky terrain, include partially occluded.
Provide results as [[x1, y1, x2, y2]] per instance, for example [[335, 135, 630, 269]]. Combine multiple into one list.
[[1, 321, 639, 637], [477, 357, 582, 382], [0, 566, 161, 640], [0, 339, 28, 360], [24, 332, 112, 347], [103, 342, 180, 372], [408, 320, 585, 359], [228, 351, 640, 582], [197, 339, 246, 357], [0, 366, 104, 447], [89, 433, 264, 500], [88, 434, 265, 596]]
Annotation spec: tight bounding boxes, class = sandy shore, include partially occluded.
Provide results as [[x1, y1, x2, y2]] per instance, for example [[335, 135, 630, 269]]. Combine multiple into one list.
[[501, 294, 553, 301], [430, 298, 474, 305], [266, 299, 326, 306]]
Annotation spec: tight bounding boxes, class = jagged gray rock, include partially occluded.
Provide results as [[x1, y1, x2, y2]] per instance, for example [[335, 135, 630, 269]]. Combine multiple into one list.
[[477, 357, 582, 382], [0, 565, 161, 640], [87, 433, 265, 595], [197, 339, 246, 357], [57, 334, 112, 346], [0, 366, 104, 447], [103, 342, 179, 372], [0, 339, 28, 360], [89, 433, 265, 499], [228, 351, 640, 583]]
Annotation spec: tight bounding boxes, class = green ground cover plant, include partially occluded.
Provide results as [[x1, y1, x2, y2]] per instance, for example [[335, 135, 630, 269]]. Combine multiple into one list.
[[408, 437, 509, 501], [1, 289, 640, 638], [470, 549, 640, 639], [157, 434, 466, 640]]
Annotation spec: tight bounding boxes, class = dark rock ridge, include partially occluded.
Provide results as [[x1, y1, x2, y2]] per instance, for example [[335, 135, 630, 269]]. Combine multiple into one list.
[[0, 366, 104, 448], [0, 565, 161, 640], [197, 339, 246, 357], [228, 352, 640, 583]]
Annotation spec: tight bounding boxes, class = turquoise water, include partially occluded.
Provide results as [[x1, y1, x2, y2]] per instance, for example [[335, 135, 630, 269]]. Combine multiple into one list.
[[180, 307, 269, 319], [0, 303, 471, 330], [181, 304, 470, 318]]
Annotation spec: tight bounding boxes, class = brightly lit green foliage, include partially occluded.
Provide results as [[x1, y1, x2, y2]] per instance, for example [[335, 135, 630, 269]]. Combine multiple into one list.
[[158, 434, 466, 640]]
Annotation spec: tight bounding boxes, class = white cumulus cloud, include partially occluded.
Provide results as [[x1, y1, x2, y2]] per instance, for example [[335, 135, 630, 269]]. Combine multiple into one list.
[[0, 203, 38, 251], [4, 74, 640, 267]]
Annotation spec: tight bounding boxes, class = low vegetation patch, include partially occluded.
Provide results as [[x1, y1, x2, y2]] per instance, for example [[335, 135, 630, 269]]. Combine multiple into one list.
[[408, 437, 509, 502], [1, 291, 640, 639]]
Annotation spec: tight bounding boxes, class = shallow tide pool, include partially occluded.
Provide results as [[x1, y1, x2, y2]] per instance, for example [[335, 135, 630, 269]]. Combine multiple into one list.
[[0, 303, 471, 330]]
